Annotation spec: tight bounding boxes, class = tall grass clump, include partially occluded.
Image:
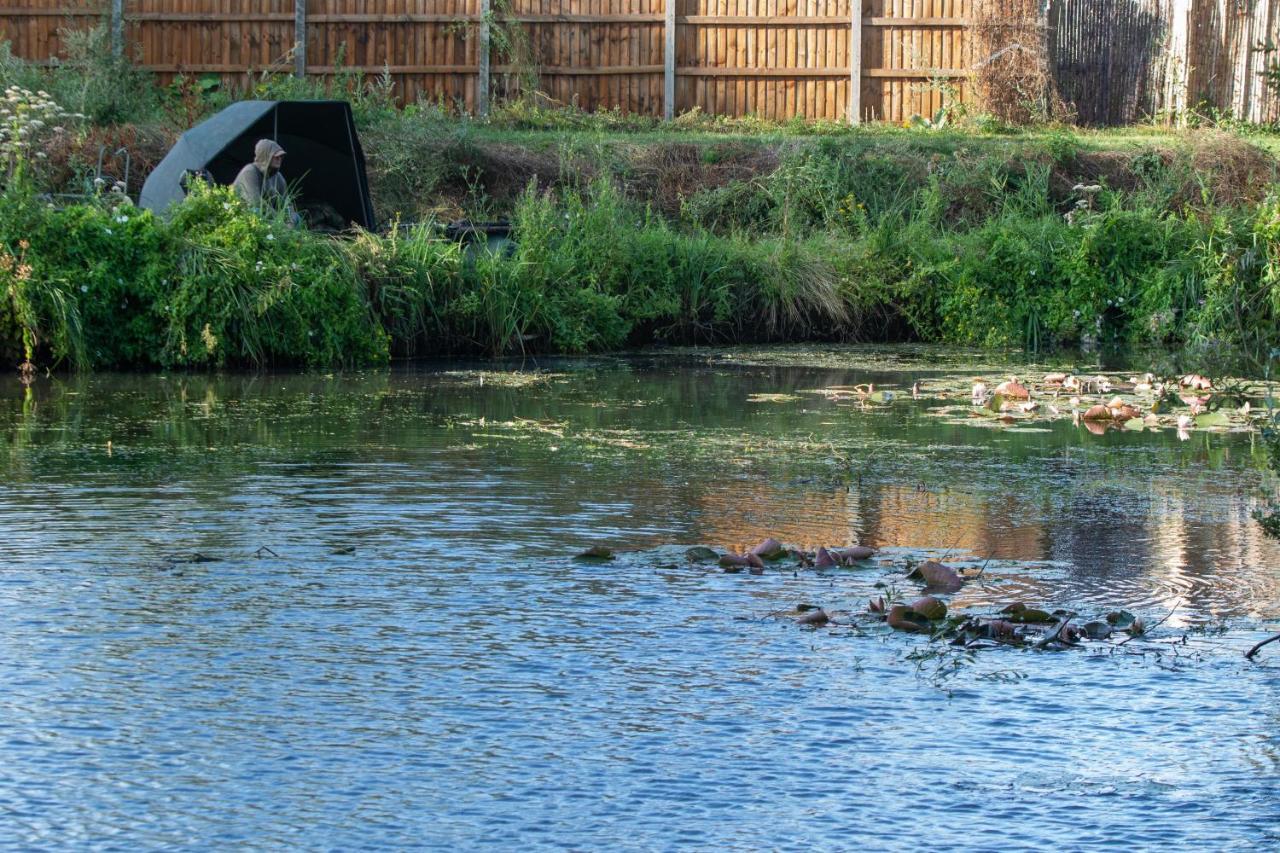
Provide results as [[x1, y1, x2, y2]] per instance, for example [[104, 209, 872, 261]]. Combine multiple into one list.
[[339, 220, 464, 355]]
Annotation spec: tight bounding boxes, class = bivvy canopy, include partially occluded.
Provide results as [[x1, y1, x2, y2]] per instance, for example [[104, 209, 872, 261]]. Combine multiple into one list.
[[139, 100, 376, 229]]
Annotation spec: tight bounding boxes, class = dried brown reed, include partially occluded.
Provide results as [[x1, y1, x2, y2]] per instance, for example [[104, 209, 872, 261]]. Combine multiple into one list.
[[970, 0, 1066, 124]]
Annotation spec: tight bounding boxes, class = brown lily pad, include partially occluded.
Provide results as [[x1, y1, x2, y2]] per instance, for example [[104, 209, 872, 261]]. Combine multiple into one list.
[[910, 595, 948, 620], [749, 538, 787, 560], [887, 604, 932, 633], [905, 560, 963, 592]]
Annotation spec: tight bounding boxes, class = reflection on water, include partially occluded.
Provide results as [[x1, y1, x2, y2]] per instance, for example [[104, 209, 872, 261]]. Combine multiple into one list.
[[2, 353, 1280, 847]]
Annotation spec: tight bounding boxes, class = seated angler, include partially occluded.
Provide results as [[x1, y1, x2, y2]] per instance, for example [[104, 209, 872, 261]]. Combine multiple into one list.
[[232, 138, 299, 224]]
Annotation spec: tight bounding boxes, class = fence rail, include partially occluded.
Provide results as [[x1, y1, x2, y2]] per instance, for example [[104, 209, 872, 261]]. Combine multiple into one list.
[[6, 0, 1280, 124]]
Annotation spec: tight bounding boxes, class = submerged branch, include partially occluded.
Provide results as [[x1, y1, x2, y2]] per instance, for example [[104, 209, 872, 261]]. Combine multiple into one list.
[[1245, 631, 1280, 661]]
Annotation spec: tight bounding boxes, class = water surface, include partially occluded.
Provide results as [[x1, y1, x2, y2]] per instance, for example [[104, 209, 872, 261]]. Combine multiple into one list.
[[2, 349, 1279, 848]]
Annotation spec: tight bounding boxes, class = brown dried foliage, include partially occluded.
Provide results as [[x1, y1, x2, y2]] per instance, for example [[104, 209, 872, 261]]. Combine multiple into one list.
[[970, 0, 1066, 125], [622, 142, 779, 218]]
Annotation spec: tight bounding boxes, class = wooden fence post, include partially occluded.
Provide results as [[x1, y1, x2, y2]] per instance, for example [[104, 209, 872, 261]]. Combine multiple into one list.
[[849, 0, 861, 123], [294, 0, 307, 78], [664, 0, 676, 120], [478, 0, 491, 116], [110, 0, 124, 59]]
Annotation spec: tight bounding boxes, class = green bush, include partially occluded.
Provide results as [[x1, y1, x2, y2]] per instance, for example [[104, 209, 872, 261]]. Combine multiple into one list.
[[164, 184, 388, 367]]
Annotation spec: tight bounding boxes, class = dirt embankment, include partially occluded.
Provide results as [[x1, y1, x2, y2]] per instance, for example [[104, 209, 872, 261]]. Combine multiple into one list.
[[37, 123, 1279, 225]]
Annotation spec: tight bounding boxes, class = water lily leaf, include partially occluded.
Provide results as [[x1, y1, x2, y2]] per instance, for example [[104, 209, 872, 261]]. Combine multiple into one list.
[[575, 546, 615, 560], [749, 538, 786, 560], [986, 393, 1006, 413], [910, 595, 948, 620], [839, 545, 876, 562], [815, 546, 838, 568], [1082, 404, 1112, 421], [1009, 607, 1055, 624], [796, 608, 829, 627], [981, 619, 1022, 641], [1194, 411, 1230, 428], [995, 379, 1030, 400], [905, 560, 963, 592], [1105, 609, 1136, 629], [1122, 417, 1144, 430], [685, 546, 719, 562], [746, 553, 766, 571], [719, 554, 750, 568], [1082, 621, 1113, 639], [887, 604, 931, 633]]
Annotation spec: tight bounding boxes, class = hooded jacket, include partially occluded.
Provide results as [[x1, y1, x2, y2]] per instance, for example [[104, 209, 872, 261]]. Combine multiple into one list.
[[231, 139, 291, 211]]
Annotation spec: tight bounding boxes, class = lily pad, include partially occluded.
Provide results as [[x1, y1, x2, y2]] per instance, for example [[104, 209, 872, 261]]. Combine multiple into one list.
[[796, 608, 830, 627], [910, 595, 948, 620], [1194, 411, 1231, 429], [749, 538, 787, 560], [575, 546, 615, 560], [685, 546, 719, 563], [905, 560, 964, 592], [887, 604, 931, 633], [1105, 609, 1137, 629], [1082, 621, 1113, 640]]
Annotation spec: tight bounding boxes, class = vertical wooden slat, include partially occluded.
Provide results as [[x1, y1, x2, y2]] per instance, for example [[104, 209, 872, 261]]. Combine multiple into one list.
[[478, 0, 490, 115], [850, 0, 861, 121], [294, 0, 307, 77], [665, 0, 676, 117], [111, 0, 125, 57]]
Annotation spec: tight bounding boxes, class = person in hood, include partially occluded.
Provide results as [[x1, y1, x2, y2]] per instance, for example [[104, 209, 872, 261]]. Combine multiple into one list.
[[232, 139, 298, 224]]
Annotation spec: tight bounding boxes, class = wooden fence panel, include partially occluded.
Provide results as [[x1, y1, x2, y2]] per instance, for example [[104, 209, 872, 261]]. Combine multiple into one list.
[[861, 0, 971, 123], [1048, 0, 1172, 125], [495, 0, 665, 114], [1, 0, 103, 64], [306, 0, 479, 112], [1186, 0, 1280, 123], [123, 0, 296, 90], [674, 0, 854, 122]]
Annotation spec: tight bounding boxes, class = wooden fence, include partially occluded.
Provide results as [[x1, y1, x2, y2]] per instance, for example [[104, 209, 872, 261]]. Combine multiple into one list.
[[6, 0, 1280, 124], [1, 0, 971, 122], [1049, 0, 1280, 125]]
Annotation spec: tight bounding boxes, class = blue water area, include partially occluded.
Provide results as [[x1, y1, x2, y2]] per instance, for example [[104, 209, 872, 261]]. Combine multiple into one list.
[[1, 351, 1279, 849]]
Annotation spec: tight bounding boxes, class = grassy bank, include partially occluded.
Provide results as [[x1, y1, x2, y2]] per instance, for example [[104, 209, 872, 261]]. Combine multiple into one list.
[[7, 46, 1280, 370]]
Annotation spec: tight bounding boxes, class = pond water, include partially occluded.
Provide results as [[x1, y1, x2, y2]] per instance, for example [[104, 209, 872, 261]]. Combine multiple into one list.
[[2, 347, 1279, 849]]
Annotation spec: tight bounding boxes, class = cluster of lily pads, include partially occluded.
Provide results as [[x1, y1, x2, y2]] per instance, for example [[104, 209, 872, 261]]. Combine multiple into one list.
[[671, 538, 1154, 651], [800, 369, 1270, 435]]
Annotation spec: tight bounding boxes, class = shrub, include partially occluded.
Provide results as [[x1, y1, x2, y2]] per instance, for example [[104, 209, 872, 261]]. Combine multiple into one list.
[[164, 183, 388, 367]]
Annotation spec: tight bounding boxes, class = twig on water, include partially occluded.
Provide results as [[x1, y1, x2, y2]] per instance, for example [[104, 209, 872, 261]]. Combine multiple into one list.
[[1246, 631, 1280, 661], [1034, 615, 1076, 650], [254, 546, 280, 558]]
